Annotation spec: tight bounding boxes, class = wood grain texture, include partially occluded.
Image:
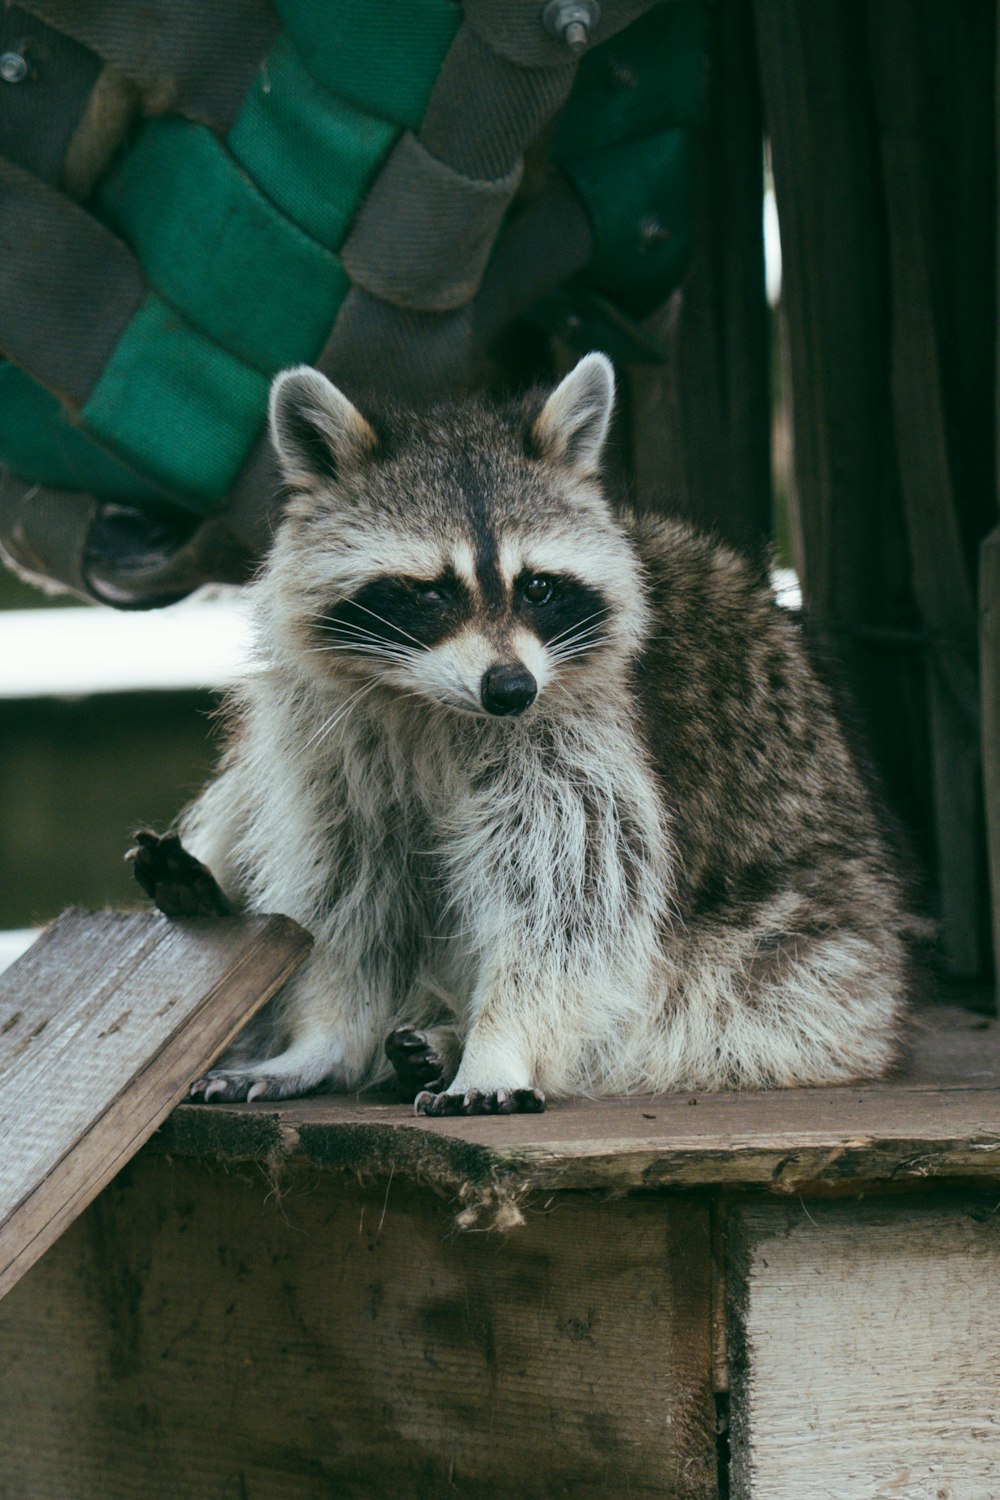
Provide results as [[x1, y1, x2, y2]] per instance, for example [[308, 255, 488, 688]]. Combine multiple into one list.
[[728, 1195, 1000, 1499], [868, 1, 984, 978], [0, 1154, 718, 1500], [629, 0, 771, 565], [158, 1006, 1000, 1198], [755, 0, 937, 919], [0, 908, 310, 1300], [982, 527, 1000, 1007]]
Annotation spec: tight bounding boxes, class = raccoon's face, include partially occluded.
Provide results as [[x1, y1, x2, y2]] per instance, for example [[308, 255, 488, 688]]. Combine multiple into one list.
[[265, 354, 648, 719]]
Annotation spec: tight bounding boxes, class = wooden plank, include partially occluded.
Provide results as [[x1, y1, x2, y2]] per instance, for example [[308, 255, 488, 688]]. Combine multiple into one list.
[[983, 526, 1000, 1002], [0, 1154, 718, 1499], [755, 0, 935, 882], [868, 1, 984, 976], [630, 0, 772, 564], [154, 1006, 1000, 1197], [728, 1195, 1000, 1498], [0, 908, 310, 1300]]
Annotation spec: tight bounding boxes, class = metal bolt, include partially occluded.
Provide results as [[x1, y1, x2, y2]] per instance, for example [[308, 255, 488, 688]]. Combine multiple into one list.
[[542, 0, 600, 55], [0, 50, 28, 84]]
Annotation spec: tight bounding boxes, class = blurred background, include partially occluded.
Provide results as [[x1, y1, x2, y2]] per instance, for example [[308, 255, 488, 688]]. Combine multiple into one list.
[[0, 574, 249, 947]]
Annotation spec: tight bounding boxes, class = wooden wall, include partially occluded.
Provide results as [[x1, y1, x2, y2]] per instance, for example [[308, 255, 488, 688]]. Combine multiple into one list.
[[2, 1151, 1000, 1498], [0, 1155, 718, 1500]]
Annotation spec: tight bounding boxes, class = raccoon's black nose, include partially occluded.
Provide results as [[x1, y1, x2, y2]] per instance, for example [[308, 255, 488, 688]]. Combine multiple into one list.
[[481, 664, 537, 716]]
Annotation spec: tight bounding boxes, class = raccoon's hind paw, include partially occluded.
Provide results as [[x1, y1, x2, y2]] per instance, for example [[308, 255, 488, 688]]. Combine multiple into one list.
[[385, 1024, 452, 1101], [414, 1086, 546, 1118], [127, 830, 231, 918]]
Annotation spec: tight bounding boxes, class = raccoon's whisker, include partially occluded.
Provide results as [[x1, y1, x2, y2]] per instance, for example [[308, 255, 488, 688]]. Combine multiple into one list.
[[309, 642, 416, 664], [341, 600, 431, 651], [550, 639, 605, 662], [545, 607, 609, 649], [315, 621, 417, 654], [550, 635, 610, 662], [298, 679, 380, 757], [547, 621, 609, 654]]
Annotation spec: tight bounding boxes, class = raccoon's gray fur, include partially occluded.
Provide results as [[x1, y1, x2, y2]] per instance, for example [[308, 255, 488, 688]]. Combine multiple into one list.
[[183, 354, 913, 1113]]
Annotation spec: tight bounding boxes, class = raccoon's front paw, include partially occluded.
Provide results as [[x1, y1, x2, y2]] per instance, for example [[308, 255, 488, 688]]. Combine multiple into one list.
[[385, 1025, 449, 1101], [190, 1068, 288, 1104], [414, 1087, 546, 1117], [127, 830, 231, 918]]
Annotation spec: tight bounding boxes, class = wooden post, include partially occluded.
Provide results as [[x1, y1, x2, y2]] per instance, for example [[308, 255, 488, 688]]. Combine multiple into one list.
[[984, 531, 1000, 1004], [628, 0, 772, 568], [754, 0, 935, 874], [759, 0, 997, 981], [867, 0, 985, 976]]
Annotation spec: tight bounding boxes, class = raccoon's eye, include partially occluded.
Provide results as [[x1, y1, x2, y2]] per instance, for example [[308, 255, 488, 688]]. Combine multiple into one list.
[[522, 575, 554, 605], [408, 579, 448, 606]]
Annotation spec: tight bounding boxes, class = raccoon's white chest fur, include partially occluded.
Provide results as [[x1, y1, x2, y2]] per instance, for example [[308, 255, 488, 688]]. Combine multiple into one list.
[[182, 353, 912, 1112], [199, 666, 674, 1098]]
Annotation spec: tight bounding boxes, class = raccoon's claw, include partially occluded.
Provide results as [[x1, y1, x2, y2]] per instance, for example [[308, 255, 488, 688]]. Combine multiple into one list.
[[414, 1087, 546, 1117], [189, 1071, 277, 1103], [385, 1024, 448, 1101], [127, 830, 231, 918]]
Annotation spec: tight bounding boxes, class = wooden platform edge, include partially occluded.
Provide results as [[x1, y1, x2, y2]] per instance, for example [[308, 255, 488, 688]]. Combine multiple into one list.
[[158, 1086, 1000, 1201]]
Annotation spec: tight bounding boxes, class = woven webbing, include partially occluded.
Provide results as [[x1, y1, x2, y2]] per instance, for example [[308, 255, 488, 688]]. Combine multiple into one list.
[[273, 0, 460, 130], [341, 134, 522, 313], [227, 35, 397, 251], [97, 118, 348, 374], [0, 156, 145, 406], [463, 0, 659, 67], [420, 26, 574, 180], [20, 0, 278, 129]]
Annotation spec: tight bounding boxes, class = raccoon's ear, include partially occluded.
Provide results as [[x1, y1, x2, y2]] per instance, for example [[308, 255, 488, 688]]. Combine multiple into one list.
[[269, 366, 379, 488], [530, 352, 615, 476]]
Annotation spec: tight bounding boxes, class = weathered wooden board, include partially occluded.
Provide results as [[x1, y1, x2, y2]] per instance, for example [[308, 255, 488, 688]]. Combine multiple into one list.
[[727, 1195, 1000, 1499], [159, 1006, 1000, 1199], [0, 908, 310, 1300], [0, 1153, 718, 1500], [982, 525, 1000, 1008]]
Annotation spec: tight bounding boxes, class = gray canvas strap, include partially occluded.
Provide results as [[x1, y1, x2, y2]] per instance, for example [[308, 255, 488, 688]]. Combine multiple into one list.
[[0, 156, 146, 406], [420, 25, 575, 180], [19, 0, 277, 130], [341, 134, 523, 314], [0, 475, 98, 600]]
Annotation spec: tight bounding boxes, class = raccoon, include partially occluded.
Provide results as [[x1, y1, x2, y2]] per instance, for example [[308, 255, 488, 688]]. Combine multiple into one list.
[[141, 353, 914, 1114]]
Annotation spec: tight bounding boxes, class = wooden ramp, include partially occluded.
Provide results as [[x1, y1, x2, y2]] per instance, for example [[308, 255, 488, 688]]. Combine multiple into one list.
[[0, 908, 311, 1300]]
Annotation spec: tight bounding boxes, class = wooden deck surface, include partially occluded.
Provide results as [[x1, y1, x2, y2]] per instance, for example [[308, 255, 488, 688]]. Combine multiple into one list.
[[162, 1003, 1000, 1198]]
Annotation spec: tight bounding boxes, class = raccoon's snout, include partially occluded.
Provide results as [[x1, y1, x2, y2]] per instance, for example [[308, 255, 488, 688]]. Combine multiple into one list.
[[481, 663, 537, 717]]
